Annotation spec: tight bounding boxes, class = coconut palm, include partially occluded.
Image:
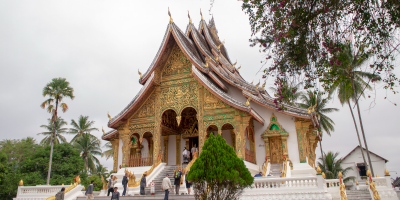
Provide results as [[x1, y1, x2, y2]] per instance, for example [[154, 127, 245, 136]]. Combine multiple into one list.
[[298, 91, 339, 166], [318, 151, 355, 183], [101, 142, 113, 160], [329, 43, 381, 176], [73, 133, 102, 172], [38, 117, 68, 145], [69, 115, 99, 143], [40, 77, 74, 185], [95, 164, 109, 179]]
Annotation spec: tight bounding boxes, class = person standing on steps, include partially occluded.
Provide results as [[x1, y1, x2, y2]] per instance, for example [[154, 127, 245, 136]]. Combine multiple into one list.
[[85, 181, 94, 200], [191, 144, 197, 160], [110, 187, 120, 200], [107, 175, 116, 196], [185, 171, 192, 195], [162, 174, 172, 200], [150, 180, 155, 195], [174, 169, 182, 195], [140, 173, 147, 195], [55, 187, 65, 200], [182, 147, 188, 164], [122, 173, 128, 196]]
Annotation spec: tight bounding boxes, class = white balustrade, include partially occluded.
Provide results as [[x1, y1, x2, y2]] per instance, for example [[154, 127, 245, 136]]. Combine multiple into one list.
[[325, 179, 340, 188], [371, 177, 388, 187], [251, 177, 318, 190], [14, 185, 73, 200]]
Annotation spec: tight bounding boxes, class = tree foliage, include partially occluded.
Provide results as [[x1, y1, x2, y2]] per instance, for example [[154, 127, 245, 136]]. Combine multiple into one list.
[[69, 115, 99, 143], [318, 151, 355, 182], [37, 117, 69, 145], [73, 133, 102, 173], [241, 0, 399, 108], [101, 142, 113, 160], [187, 134, 253, 200]]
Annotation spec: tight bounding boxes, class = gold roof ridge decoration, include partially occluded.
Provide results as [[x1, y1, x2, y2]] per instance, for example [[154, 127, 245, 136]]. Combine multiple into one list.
[[231, 60, 237, 69], [138, 69, 142, 79], [168, 7, 173, 23], [200, 9, 204, 20], [102, 127, 105, 135], [217, 40, 225, 50], [188, 11, 192, 24], [108, 112, 111, 122]]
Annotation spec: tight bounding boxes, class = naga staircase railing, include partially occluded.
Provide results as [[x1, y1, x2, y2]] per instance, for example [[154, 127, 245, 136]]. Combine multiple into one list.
[[44, 176, 81, 200], [338, 171, 348, 200], [125, 150, 164, 187]]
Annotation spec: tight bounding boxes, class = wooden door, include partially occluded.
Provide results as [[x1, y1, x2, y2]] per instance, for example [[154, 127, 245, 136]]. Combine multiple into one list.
[[269, 136, 283, 163]]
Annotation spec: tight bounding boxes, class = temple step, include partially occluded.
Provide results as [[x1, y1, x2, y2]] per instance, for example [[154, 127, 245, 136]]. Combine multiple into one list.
[[270, 163, 283, 177], [143, 165, 188, 195]]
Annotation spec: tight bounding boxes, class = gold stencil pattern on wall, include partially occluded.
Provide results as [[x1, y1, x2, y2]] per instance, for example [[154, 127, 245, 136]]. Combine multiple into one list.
[[162, 45, 191, 77], [160, 83, 198, 112], [204, 89, 228, 109], [133, 93, 156, 119]]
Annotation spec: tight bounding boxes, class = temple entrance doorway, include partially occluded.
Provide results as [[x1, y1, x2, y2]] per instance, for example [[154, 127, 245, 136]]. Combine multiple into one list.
[[188, 137, 198, 160], [180, 107, 198, 163], [269, 136, 283, 163]]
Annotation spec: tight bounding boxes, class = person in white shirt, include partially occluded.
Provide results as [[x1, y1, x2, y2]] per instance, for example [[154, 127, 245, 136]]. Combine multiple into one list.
[[182, 147, 188, 164], [191, 145, 197, 160]]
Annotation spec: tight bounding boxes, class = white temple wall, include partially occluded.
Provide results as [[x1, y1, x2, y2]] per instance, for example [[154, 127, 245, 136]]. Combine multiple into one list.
[[341, 147, 387, 182], [168, 135, 176, 165], [118, 138, 123, 168], [180, 135, 185, 154], [222, 130, 232, 147], [141, 138, 149, 155]]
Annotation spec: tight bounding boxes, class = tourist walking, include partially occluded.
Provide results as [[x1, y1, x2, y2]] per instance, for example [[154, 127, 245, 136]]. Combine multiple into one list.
[[110, 187, 120, 200], [185, 171, 192, 195], [150, 180, 155, 195], [191, 144, 197, 160], [122, 173, 128, 196], [162, 174, 172, 200], [174, 169, 182, 195], [85, 181, 94, 200], [55, 187, 65, 200], [140, 174, 147, 195], [107, 175, 116, 196], [182, 147, 188, 164]]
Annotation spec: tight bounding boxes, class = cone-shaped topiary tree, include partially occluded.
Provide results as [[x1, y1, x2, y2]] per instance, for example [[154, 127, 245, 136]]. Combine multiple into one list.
[[187, 133, 253, 200]]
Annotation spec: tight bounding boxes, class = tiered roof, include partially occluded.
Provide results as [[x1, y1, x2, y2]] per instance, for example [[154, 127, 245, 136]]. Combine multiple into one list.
[[103, 15, 317, 140]]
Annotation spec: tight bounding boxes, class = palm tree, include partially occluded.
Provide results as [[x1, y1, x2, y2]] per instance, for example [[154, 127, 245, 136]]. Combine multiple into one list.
[[69, 115, 99, 143], [329, 43, 381, 176], [318, 151, 355, 183], [38, 117, 69, 145], [269, 81, 302, 105], [40, 77, 74, 185], [101, 142, 113, 160], [73, 133, 102, 172], [95, 164, 109, 179], [298, 91, 339, 167]]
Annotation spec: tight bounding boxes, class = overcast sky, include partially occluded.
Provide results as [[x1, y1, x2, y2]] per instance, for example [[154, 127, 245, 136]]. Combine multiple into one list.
[[1, 0, 399, 178]]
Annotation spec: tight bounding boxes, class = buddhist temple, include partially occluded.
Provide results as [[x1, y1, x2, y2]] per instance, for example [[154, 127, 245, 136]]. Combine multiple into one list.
[[101, 12, 320, 176]]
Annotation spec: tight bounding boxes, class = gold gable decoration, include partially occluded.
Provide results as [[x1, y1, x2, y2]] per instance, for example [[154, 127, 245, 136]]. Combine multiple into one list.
[[204, 90, 227, 109], [162, 45, 192, 77], [262, 114, 288, 137]]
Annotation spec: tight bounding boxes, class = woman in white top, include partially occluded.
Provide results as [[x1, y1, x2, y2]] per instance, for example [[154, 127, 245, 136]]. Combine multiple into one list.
[[182, 147, 188, 164]]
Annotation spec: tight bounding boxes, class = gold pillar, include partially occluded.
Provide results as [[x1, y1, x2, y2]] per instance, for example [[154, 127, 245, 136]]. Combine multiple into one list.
[[230, 129, 236, 150], [234, 111, 251, 160], [218, 129, 222, 135], [163, 136, 169, 164], [149, 138, 154, 156], [153, 86, 162, 164], [248, 120, 256, 163], [110, 139, 119, 172], [185, 138, 189, 150], [197, 86, 205, 154], [281, 136, 288, 159], [120, 129, 131, 167], [263, 138, 271, 161], [294, 119, 311, 163], [176, 135, 181, 165]]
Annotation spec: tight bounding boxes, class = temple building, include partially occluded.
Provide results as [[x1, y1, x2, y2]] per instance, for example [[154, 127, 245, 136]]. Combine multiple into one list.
[[101, 13, 320, 176]]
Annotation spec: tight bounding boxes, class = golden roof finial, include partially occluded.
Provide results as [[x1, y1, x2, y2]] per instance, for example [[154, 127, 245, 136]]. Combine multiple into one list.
[[102, 127, 105, 135], [250, 80, 254, 85], [200, 9, 203, 21], [237, 66, 241, 71], [203, 58, 209, 68], [215, 52, 221, 62], [245, 96, 252, 106], [217, 40, 225, 50], [231, 60, 237, 69], [168, 7, 173, 23], [108, 112, 111, 122], [262, 80, 266, 90], [188, 11, 192, 24], [138, 69, 142, 79], [255, 80, 260, 90]]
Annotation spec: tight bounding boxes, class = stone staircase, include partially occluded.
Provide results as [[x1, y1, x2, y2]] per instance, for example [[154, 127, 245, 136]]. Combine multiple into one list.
[[270, 163, 282, 177], [346, 189, 372, 200], [144, 165, 187, 195]]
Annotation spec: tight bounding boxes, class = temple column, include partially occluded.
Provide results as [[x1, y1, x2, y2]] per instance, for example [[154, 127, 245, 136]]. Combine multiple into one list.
[[153, 86, 162, 164], [149, 138, 154, 156], [119, 127, 131, 167], [230, 129, 236, 150], [185, 138, 189, 150], [110, 139, 119, 172], [176, 135, 181, 165], [281, 136, 288, 159], [234, 111, 251, 160], [197, 86, 205, 154], [294, 119, 311, 163], [308, 137, 317, 167], [263, 138, 271, 161], [163, 136, 169, 164], [218, 129, 222, 135]]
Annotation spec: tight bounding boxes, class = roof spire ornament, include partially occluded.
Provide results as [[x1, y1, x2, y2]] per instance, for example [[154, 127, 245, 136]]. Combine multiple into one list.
[[231, 60, 237, 69], [102, 127, 105, 135], [138, 69, 142, 79], [200, 9, 203, 20], [108, 112, 111, 122], [237, 65, 241, 71], [262, 80, 266, 90], [203, 58, 209, 68], [217, 40, 225, 50], [168, 7, 173, 23], [188, 11, 192, 24], [245, 96, 252, 106], [255, 80, 260, 90], [215, 52, 221, 62]]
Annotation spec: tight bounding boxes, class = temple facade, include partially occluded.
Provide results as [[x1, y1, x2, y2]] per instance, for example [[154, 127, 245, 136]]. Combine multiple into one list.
[[102, 15, 320, 175]]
